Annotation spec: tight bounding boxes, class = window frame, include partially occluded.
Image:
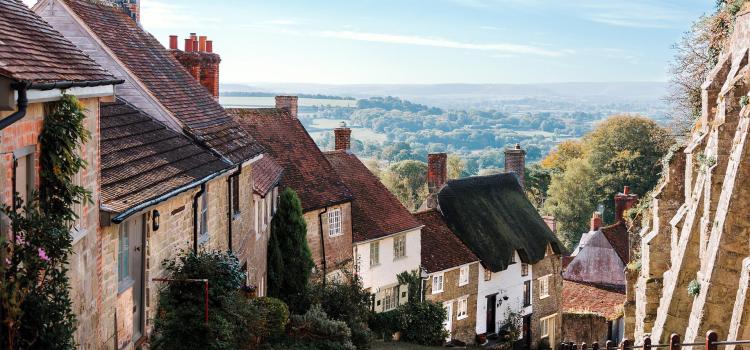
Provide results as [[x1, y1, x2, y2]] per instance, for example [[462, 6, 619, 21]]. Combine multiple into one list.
[[230, 175, 240, 217], [456, 296, 468, 320], [383, 286, 399, 311], [393, 235, 406, 259], [540, 314, 556, 338], [117, 221, 132, 291], [521, 263, 529, 277], [432, 272, 444, 294], [458, 265, 469, 286], [369, 241, 380, 267], [539, 274, 551, 299], [523, 280, 532, 307], [198, 189, 209, 244], [328, 208, 343, 237], [484, 269, 492, 281]]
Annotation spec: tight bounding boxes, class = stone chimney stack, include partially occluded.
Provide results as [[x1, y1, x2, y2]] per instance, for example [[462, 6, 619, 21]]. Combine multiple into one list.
[[275, 96, 298, 118], [169, 33, 221, 99], [427, 153, 448, 193], [614, 186, 638, 223], [504, 143, 526, 189], [590, 212, 602, 231], [334, 122, 352, 151]]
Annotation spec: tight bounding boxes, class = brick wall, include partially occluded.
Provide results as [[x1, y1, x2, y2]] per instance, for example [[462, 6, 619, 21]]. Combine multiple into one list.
[[562, 313, 609, 345], [426, 262, 480, 343], [531, 248, 563, 349], [304, 202, 353, 273]]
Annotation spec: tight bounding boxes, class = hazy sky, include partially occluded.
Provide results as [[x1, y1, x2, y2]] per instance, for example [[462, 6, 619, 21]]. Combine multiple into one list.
[[28, 0, 715, 84]]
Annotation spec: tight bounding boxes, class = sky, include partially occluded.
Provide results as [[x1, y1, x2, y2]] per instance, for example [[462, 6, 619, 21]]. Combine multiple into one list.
[[27, 0, 715, 84]]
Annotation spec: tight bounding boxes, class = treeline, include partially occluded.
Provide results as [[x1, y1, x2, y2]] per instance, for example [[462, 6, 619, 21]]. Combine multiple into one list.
[[222, 91, 354, 100]]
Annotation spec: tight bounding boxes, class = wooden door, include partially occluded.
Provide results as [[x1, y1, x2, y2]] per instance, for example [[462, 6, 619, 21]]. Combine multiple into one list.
[[443, 301, 453, 341], [486, 294, 497, 334]]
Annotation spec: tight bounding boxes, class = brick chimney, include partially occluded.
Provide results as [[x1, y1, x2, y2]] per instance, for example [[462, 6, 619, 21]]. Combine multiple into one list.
[[614, 186, 638, 223], [590, 212, 602, 231], [169, 33, 221, 99], [427, 153, 448, 193], [504, 143, 526, 189], [334, 122, 352, 151], [275, 96, 298, 118], [111, 0, 140, 22]]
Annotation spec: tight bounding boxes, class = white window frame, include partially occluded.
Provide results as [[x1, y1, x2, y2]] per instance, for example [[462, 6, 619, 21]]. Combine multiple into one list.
[[254, 196, 261, 236], [117, 221, 131, 291], [484, 268, 492, 281], [383, 286, 399, 311], [370, 241, 380, 267], [540, 314, 556, 338], [432, 272, 444, 294], [456, 296, 468, 320], [393, 235, 406, 259], [458, 265, 469, 286], [198, 189, 209, 244], [521, 262, 529, 276], [328, 208, 343, 237], [539, 274, 551, 299]]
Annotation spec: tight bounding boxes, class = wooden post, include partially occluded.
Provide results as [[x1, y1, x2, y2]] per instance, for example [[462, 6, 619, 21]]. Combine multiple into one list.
[[670, 333, 681, 350], [621, 339, 632, 350], [644, 336, 652, 350], [705, 331, 718, 350], [593, 342, 600, 350], [606, 340, 614, 350]]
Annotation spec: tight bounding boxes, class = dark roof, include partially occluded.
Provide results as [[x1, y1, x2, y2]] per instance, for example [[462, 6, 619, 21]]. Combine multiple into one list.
[[100, 99, 229, 213], [563, 280, 625, 320], [227, 108, 353, 211], [324, 150, 422, 242], [415, 209, 479, 273], [434, 173, 563, 272], [601, 222, 629, 264], [253, 155, 283, 196], [0, 0, 114, 83], [64, 0, 263, 163]]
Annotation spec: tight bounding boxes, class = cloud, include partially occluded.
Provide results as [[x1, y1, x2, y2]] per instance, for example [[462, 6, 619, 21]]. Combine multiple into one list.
[[140, 1, 218, 29], [315, 30, 567, 57], [579, 1, 688, 28]]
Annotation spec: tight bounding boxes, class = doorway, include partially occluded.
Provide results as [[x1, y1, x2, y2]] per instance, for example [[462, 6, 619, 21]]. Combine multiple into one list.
[[118, 215, 145, 341], [486, 294, 497, 334], [444, 301, 453, 341], [523, 314, 532, 349]]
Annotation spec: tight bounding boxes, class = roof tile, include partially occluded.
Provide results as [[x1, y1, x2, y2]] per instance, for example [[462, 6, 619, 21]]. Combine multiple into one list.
[[252, 155, 283, 196], [415, 209, 479, 273], [562, 280, 626, 320]]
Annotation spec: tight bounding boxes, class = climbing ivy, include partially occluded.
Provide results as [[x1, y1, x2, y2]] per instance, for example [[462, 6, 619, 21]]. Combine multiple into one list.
[[1, 94, 90, 349]]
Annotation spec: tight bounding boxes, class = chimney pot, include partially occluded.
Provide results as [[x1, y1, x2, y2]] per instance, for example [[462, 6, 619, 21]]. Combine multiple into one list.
[[614, 186, 638, 223], [623, 186, 630, 195], [427, 153, 448, 193], [206, 40, 213, 53], [334, 123, 352, 151], [504, 144, 527, 189], [184, 38, 193, 52], [275, 96, 299, 118], [199, 36, 207, 52], [590, 212, 602, 231], [169, 35, 178, 49]]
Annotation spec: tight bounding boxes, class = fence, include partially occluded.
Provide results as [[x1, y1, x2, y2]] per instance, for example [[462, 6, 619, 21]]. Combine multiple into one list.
[[559, 332, 750, 350]]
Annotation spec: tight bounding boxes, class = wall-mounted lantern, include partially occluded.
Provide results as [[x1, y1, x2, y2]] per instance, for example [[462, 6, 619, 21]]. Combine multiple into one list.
[[152, 209, 160, 231]]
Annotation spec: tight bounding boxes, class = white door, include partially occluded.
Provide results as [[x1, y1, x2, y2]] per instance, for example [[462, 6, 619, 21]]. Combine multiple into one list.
[[443, 301, 453, 341]]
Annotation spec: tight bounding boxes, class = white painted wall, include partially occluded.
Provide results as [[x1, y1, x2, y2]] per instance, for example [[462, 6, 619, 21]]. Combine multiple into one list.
[[476, 251, 533, 335], [354, 228, 421, 292]]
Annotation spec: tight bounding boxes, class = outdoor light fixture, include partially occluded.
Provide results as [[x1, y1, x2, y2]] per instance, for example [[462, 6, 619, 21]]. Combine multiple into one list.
[[152, 210, 160, 231]]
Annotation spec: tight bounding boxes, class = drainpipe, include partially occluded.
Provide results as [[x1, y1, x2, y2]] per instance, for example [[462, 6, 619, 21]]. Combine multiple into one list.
[[227, 165, 241, 252], [11, 156, 17, 241], [318, 206, 328, 285], [192, 184, 206, 253], [0, 83, 28, 131]]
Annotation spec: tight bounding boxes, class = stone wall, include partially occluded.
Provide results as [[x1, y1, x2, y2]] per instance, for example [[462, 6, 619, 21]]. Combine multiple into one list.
[[532, 248, 563, 349], [562, 313, 609, 346], [304, 202, 353, 272], [425, 262, 480, 344]]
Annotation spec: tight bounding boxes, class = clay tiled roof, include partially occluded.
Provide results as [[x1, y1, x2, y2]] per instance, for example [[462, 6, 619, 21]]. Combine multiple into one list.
[[227, 108, 353, 211], [602, 222, 629, 264], [100, 99, 229, 213], [324, 150, 422, 242], [415, 209, 479, 273], [253, 155, 283, 196], [64, 0, 263, 164], [563, 280, 626, 320], [0, 0, 115, 83]]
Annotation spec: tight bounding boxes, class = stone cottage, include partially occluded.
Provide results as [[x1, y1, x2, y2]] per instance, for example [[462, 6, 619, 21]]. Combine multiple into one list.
[[323, 124, 424, 312]]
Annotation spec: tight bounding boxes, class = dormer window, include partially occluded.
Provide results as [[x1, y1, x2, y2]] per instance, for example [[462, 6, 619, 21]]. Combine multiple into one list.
[[328, 208, 342, 237]]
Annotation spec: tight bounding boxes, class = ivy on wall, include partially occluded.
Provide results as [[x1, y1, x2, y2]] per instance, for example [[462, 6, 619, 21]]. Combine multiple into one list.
[[1, 94, 91, 349]]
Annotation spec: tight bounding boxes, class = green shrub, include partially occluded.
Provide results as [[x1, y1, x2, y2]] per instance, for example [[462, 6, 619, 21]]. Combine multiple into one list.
[[151, 250, 258, 350], [309, 274, 373, 349], [688, 279, 701, 297], [249, 297, 290, 342], [395, 301, 448, 346], [275, 304, 356, 350], [368, 310, 401, 340]]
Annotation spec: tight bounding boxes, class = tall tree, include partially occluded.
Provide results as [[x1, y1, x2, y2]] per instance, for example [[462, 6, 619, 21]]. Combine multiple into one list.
[[267, 187, 314, 314], [543, 158, 598, 248], [380, 160, 428, 210]]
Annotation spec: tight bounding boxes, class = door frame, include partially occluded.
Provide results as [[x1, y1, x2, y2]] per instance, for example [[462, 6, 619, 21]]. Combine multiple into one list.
[[486, 294, 497, 334], [131, 215, 146, 341], [443, 301, 453, 341]]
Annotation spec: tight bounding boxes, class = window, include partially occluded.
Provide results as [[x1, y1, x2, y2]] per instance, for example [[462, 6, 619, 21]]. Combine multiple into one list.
[[393, 235, 406, 259], [383, 286, 399, 311], [263, 196, 268, 227], [521, 263, 529, 276], [459, 265, 469, 286], [230, 175, 240, 216], [117, 221, 131, 289], [523, 280, 532, 307], [199, 189, 209, 243], [14, 150, 35, 209], [457, 297, 468, 320], [370, 241, 380, 266], [484, 269, 492, 281], [510, 252, 516, 264], [432, 273, 444, 294], [328, 208, 342, 237], [539, 275, 550, 299], [254, 197, 260, 235], [72, 170, 84, 231], [540, 314, 556, 338]]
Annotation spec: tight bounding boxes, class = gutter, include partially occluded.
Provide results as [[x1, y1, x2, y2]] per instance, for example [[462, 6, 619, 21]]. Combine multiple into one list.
[[0, 82, 28, 131], [111, 168, 232, 223], [318, 206, 329, 285], [193, 183, 206, 254], [26, 79, 124, 91]]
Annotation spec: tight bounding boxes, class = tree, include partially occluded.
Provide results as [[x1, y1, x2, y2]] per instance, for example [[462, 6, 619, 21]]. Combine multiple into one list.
[[447, 154, 466, 179], [543, 158, 598, 248], [525, 164, 552, 209], [380, 160, 428, 210], [540, 140, 583, 173], [267, 187, 314, 314]]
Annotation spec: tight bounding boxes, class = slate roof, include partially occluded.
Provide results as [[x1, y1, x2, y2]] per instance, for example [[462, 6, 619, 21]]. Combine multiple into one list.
[[0, 0, 115, 84], [601, 222, 629, 264], [100, 99, 229, 213], [414, 209, 479, 273], [324, 150, 422, 242], [562, 280, 626, 320], [227, 108, 353, 211], [64, 0, 263, 164], [433, 173, 564, 272], [252, 154, 283, 196]]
